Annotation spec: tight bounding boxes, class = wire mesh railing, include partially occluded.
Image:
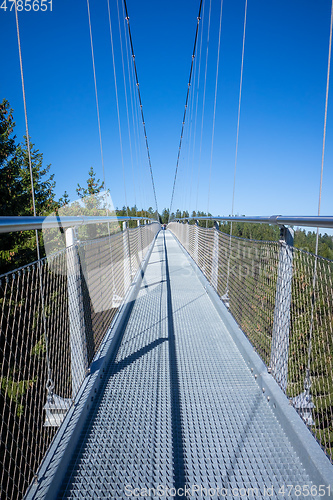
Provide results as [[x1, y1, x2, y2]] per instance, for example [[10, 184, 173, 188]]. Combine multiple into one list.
[[168, 221, 333, 462], [0, 221, 160, 500]]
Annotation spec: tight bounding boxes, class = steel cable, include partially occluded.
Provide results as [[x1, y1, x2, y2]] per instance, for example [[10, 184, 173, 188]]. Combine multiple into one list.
[[118, 0, 137, 216], [87, 0, 118, 300], [189, 0, 205, 212], [123, 0, 159, 217], [226, 0, 248, 297], [14, 0, 53, 408], [169, 0, 203, 221], [306, 0, 333, 403], [195, 0, 212, 214], [207, 0, 224, 216], [86, 0, 106, 195]]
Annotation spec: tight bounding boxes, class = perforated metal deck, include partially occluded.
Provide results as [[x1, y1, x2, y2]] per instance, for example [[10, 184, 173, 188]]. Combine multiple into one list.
[[57, 231, 323, 499]]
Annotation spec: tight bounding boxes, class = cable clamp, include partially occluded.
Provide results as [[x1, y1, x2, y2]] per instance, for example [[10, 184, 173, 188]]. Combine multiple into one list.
[[46, 378, 55, 402]]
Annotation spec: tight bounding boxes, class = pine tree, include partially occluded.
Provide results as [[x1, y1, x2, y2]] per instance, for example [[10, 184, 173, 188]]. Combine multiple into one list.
[[76, 167, 104, 199], [0, 99, 20, 217], [58, 190, 70, 208], [0, 100, 64, 274], [161, 208, 169, 224], [15, 138, 59, 216], [76, 167, 105, 239]]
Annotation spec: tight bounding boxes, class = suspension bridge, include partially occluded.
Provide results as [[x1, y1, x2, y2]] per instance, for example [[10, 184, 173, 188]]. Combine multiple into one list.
[[1, 0, 333, 498]]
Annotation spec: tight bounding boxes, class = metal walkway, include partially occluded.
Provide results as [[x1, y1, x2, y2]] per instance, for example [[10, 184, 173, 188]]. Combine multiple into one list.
[[49, 231, 328, 498]]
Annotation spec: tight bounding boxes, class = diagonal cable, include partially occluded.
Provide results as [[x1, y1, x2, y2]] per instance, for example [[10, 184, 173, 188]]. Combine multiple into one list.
[[122, 0, 159, 218]]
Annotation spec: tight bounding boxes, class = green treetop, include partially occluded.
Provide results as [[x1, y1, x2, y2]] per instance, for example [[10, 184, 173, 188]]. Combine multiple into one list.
[[0, 99, 67, 273], [76, 167, 104, 199]]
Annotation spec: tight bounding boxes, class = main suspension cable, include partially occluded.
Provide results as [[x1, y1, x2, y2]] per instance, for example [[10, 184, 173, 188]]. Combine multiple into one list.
[[122, 0, 142, 216], [118, 0, 137, 215], [169, 0, 203, 221], [189, 0, 205, 212], [123, 0, 159, 218], [133, 84, 148, 217], [182, 59, 197, 214]]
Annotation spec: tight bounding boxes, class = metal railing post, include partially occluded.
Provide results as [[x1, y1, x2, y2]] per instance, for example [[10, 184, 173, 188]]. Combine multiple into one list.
[[137, 219, 143, 263], [65, 227, 88, 397], [181, 220, 185, 246], [194, 220, 199, 264], [123, 221, 131, 292], [211, 221, 219, 291], [186, 220, 189, 252], [270, 226, 294, 392]]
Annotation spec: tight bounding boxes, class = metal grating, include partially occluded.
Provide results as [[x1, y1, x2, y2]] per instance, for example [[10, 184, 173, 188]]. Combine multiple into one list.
[[169, 221, 333, 463], [0, 222, 160, 500], [57, 231, 320, 499]]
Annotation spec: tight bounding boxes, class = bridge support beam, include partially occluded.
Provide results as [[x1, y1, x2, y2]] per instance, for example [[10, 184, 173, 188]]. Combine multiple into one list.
[[270, 226, 294, 393]]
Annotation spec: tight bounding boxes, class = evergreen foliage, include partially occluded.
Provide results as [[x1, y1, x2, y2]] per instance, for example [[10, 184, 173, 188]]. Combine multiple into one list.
[[76, 166, 104, 199], [0, 99, 67, 275]]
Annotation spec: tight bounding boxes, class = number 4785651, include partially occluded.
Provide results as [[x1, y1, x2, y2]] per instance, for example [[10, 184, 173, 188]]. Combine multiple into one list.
[[0, 0, 53, 11]]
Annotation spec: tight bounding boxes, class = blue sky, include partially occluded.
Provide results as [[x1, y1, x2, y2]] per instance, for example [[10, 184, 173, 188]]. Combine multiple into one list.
[[1, 0, 333, 223]]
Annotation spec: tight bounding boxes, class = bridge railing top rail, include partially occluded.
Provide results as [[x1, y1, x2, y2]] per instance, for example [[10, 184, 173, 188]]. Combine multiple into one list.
[[0, 216, 159, 234], [172, 215, 333, 229]]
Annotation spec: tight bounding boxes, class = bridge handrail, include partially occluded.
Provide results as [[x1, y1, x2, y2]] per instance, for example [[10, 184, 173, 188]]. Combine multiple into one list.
[[172, 215, 333, 229], [0, 215, 158, 234]]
